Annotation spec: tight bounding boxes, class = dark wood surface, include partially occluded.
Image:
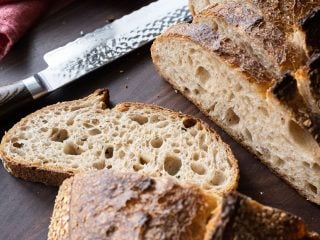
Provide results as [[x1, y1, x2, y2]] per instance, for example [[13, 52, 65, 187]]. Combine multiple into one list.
[[0, 1, 319, 239]]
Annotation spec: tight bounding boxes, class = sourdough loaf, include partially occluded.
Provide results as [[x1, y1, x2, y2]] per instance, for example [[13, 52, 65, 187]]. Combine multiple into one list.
[[0, 89, 238, 196], [151, 23, 320, 204], [48, 169, 319, 240]]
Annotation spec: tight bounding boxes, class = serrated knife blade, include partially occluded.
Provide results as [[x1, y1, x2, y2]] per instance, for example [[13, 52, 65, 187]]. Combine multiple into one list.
[[0, 0, 191, 118]]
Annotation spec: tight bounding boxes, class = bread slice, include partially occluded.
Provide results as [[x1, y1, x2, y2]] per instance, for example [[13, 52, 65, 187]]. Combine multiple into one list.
[[193, 1, 305, 78], [151, 23, 320, 204], [189, 0, 320, 56], [193, 1, 320, 114], [0, 89, 238, 196], [48, 169, 319, 239], [207, 192, 320, 239], [48, 169, 218, 240]]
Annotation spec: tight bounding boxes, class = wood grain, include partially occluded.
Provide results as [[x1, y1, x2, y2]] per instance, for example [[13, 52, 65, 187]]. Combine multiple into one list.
[[0, 0, 319, 239]]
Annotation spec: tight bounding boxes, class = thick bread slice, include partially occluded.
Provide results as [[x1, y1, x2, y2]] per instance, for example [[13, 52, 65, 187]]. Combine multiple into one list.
[[193, 1, 320, 114], [193, 1, 305, 77], [207, 192, 320, 239], [48, 170, 319, 239], [189, 0, 320, 56], [151, 23, 320, 204], [48, 169, 218, 240], [0, 89, 238, 196]]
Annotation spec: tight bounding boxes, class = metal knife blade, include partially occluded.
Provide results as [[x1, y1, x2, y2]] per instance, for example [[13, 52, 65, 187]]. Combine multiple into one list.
[[39, 0, 191, 91], [0, 0, 191, 117]]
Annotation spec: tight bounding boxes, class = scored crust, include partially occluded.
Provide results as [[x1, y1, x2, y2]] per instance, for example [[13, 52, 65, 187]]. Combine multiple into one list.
[[48, 169, 218, 240]]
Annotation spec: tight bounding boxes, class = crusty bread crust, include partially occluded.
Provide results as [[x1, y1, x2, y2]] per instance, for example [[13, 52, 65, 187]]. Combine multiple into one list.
[[48, 170, 218, 240], [0, 89, 239, 196], [206, 192, 320, 239], [194, 2, 305, 74]]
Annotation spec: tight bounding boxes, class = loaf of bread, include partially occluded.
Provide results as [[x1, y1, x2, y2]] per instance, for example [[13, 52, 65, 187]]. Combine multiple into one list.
[[189, 0, 320, 112], [48, 169, 319, 240], [0, 89, 238, 196], [151, 22, 320, 204]]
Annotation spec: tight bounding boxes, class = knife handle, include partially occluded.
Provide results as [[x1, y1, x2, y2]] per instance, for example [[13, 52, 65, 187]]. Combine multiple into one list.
[[0, 76, 47, 119]]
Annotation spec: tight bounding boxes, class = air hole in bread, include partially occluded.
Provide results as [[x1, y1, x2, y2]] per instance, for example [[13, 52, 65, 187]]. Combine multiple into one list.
[[156, 121, 169, 128], [83, 122, 93, 128], [191, 162, 206, 175], [105, 225, 118, 237], [183, 118, 197, 128], [63, 142, 83, 155], [150, 115, 161, 123], [173, 149, 181, 154], [133, 164, 143, 171], [224, 108, 240, 125], [196, 66, 210, 85], [189, 48, 196, 55], [105, 147, 114, 159], [259, 106, 269, 117], [66, 117, 74, 126], [275, 158, 284, 166], [307, 183, 318, 194], [150, 137, 163, 148], [139, 155, 149, 165], [92, 119, 99, 125], [187, 56, 193, 65], [210, 171, 226, 186], [164, 155, 182, 176], [50, 128, 69, 142], [288, 120, 317, 151], [12, 142, 23, 148], [130, 115, 148, 125], [88, 128, 101, 136], [190, 129, 197, 137], [234, 83, 243, 92], [313, 163, 320, 173], [71, 164, 79, 168], [244, 128, 253, 142], [118, 150, 125, 159], [193, 153, 200, 161], [40, 127, 48, 132], [303, 161, 310, 168], [92, 160, 105, 170], [193, 89, 200, 95]]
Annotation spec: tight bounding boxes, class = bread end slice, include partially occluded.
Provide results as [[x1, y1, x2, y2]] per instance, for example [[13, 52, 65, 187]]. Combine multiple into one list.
[[48, 169, 218, 240], [206, 192, 320, 239]]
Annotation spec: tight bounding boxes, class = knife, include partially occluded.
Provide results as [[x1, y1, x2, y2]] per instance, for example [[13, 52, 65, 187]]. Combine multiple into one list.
[[0, 0, 191, 118]]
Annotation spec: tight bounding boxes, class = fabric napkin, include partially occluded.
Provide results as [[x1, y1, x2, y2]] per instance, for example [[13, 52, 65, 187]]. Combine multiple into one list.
[[0, 0, 50, 61]]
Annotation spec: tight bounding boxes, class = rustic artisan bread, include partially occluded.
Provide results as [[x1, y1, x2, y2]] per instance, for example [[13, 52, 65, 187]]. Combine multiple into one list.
[[207, 191, 320, 239], [151, 23, 320, 204], [189, 0, 320, 56], [48, 169, 319, 240], [48, 169, 218, 240], [193, 1, 320, 112], [0, 89, 238, 196]]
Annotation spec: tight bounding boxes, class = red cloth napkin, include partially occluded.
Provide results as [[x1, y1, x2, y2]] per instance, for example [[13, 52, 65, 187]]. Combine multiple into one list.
[[0, 0, 50, 61]]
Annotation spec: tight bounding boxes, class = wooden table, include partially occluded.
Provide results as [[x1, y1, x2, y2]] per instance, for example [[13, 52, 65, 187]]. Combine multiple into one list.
[[0, 1, 319, 239]]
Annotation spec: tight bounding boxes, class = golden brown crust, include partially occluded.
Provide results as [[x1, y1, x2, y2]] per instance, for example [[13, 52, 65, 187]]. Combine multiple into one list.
[[162, 23, 273, 94], [50, 170, 218, 240], [206, 192, 319, 239], [194, 2, 304, 72]]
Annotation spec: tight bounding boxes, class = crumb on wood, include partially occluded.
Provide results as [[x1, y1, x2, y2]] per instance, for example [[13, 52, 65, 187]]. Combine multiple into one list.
[[80, 30, 84, 36], [175, 90, 178, 94], [106, 17, 115, 23], [120, 70, 124, 73], [125, 85, 128, 89]]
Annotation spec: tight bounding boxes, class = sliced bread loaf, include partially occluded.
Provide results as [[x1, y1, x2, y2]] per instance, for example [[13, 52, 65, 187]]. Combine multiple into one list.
[[0, 89, 238, 196], [193, 1, 320, 114], [189, 0, 320, 56], [48, 169, 319, 240], [151, 23, 320, 204]]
